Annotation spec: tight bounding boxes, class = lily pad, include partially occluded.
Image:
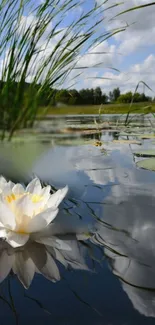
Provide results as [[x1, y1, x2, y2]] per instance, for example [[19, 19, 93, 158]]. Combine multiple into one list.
[[54, 138, 95, 146], [136, 158, 155, 171], [138, 134, 155, 139], [113, 140, 141, 145], [134, 150, 155, 157]]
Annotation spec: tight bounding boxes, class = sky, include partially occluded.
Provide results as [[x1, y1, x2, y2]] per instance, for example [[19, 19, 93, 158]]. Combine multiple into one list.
[[70, 0, 155, 96], [1, 0, 155, 96]]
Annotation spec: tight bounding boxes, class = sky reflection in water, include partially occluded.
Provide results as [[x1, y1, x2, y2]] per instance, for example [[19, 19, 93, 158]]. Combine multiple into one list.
[[1, 118, 155, 324]]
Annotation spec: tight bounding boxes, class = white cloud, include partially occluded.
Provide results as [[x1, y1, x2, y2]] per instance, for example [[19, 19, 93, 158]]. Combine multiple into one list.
[[82, 54, 155, 95], [76, 41, 117, 68], [64, 1, 155, 93], [97, 0, 155, 55], [95, 184, 155, 317]]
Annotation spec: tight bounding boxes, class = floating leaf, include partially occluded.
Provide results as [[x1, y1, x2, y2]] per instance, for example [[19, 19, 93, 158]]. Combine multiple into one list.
[[113, 140, 141, 145], [54, 139, 95, 146], [136, 158, 155, 171], [139, 134, 155, 139], [134, 150, 155, 158]]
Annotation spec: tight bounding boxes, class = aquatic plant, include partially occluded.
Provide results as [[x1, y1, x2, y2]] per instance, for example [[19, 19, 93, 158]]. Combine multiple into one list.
[[0, 176, 68, 247], [0, 0, 126, 140]]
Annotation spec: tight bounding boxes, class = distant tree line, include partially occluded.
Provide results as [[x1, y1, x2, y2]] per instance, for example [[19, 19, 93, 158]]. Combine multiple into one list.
[[0, 81, 152, 110], [53, 87, 108, 105], [49, 87, 152, 106]]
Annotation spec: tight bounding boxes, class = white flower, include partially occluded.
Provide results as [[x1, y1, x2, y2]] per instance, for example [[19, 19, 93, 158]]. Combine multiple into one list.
[[0, 176, 68, 248]]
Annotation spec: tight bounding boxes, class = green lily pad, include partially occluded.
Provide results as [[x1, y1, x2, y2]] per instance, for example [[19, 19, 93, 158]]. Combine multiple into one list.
[[54, 139, 95, 146], [134, 150, 155, 157], [136, 158, 155, 171], [139, 134, 155, 139], [113, 139, 141, 145]]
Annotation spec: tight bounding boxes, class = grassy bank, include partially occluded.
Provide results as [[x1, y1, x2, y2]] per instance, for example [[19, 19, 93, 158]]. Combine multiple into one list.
[[39, 102, 155, 115]]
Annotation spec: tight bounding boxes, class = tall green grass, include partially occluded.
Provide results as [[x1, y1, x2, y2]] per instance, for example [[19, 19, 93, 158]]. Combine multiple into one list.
[[0, 1, 154, 140], [0, 0, 126, 140]]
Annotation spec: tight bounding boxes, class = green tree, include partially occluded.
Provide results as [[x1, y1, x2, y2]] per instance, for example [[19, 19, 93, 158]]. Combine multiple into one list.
[[109, 88, 121, 102], [55, 89, 70, 104], [68, 89, 80, 105], [79, 88, 94, 105], [101, 93, 108, 104], [117, 92, 132, 103], [108, 91, 113, 102], [117, 91, 151, 104], [113, 87, 121, 101], [94, 87, 102, 104]]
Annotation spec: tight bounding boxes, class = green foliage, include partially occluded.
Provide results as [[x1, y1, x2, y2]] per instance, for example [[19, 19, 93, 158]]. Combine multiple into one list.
[[41, 102, 155, 115], [117, 92, 151, 104], [37, 87, 150, 106], [113, 87, 121, 101], [0, 0, 153, 140], [109, 87, 120, 102], [94, 87, 102, 104], [68, 89, 81, 105], [117, 91, 133, 103], [53, 86, 108, 105], [0, 0, 126, 140], [55, 89, 71, 105]]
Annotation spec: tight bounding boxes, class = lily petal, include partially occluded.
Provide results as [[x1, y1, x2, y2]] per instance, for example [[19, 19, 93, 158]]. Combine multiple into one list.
[[60, 238, 89, 270], [47, 185, 68, 209], [0, 250, 14, 282], [13, 250, 35, 289], [0, 199, 16, 230], [26, 207, 58, 233], [40, 251, 60, 282], [0, 228, 7, 238], [26, 178, 42, 195], [12, 183, 25, 195], [0, 176, 7, 185], [47, 247, 68, 268], [0, 176, 7, 192], [41, 185, 51, 203], [15, 195, 34, 217], [29, 243, 60, 282], [36, 237, 71, 251], [27, 242, 47, 268], [8, 181, 15, 190], [1, 183, 13, 197], [6, 232, 29, 248]]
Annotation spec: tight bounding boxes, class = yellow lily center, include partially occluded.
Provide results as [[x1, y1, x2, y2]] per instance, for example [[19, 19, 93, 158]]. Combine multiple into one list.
[[5, 192, 44, 234], [5, 192, 43, 204]]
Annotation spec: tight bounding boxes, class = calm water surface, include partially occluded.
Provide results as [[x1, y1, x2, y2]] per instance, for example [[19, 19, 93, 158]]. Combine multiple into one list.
[[1, 115, 155, 324]]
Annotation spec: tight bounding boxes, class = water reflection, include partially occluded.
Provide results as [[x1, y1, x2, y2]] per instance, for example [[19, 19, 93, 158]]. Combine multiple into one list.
[[1, 116, 155, 323], [91, 186, 155, 318], [33, 142, 155, 199], [2, 182, 155, 320], [0, 218, 90, 289]]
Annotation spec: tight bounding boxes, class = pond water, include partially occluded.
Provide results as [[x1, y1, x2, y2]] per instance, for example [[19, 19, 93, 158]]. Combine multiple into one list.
[[1, 114, 155, 324]]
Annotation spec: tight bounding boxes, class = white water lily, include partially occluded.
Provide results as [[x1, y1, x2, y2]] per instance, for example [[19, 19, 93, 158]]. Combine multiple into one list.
[[0, 176, 68, 248]]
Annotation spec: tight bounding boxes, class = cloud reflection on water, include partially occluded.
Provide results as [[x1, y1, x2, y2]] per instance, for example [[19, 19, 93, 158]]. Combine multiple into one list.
[[2, 135, 155, 319], [91, 186, 155, 317]]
